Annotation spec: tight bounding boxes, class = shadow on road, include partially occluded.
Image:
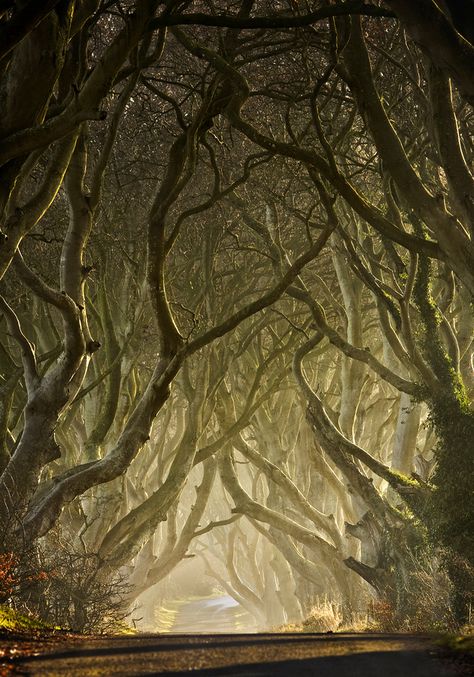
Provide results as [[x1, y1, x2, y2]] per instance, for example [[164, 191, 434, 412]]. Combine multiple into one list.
[[12, 633, 458, 676], [135, 650, 449, 676], [14, 632, 424, 663]]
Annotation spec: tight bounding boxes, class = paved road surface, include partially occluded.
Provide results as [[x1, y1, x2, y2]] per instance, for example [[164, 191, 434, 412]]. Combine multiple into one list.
[[170, 596, 257, 633], [10, 633, 463, 676]]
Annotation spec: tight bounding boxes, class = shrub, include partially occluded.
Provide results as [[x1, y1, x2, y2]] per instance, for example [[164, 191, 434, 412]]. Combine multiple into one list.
[[301, 599, 342, 633], [33, 539, 131, 633], [0, 533, 131, 634], [0, 550, 48, 606], [367, 599, 396, 632], [0, 553, 18, 603]]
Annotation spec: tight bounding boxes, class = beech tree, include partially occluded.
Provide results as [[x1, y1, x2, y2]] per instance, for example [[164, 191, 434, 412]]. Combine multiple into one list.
[[1, 0, 473, 630]]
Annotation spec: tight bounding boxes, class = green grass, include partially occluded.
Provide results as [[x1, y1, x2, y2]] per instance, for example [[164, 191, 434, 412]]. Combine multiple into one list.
[[0, 605, 54, 634]]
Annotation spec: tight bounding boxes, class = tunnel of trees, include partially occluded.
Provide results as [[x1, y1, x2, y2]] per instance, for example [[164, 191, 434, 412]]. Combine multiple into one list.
[[0, 0, 473, 633]]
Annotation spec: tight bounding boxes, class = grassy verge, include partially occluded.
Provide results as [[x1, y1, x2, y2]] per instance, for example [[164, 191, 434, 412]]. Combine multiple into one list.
[[432, 630, 474, 676], [435, 633, 474, 654], [0, 605, 53, 635]]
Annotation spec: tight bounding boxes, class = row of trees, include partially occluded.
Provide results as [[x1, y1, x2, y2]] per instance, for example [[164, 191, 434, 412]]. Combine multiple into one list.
[[0, 0, 473, 631]]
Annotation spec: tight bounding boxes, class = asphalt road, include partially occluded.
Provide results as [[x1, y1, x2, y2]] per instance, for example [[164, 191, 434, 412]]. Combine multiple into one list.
[[10, 633, 464, 676]]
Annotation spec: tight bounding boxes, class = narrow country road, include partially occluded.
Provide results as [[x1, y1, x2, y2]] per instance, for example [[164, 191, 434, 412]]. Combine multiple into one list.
[[169, 595, 258, 633], [10, 633, 464, 676]]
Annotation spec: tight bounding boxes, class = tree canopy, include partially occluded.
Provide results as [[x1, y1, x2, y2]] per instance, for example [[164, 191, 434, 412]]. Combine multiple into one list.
[[0, 0, 473, 632]]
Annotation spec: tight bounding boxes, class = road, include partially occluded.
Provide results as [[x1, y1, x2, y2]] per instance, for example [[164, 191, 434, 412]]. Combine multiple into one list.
[[168, 595, 258, 634], [9, 633, 464, 676]]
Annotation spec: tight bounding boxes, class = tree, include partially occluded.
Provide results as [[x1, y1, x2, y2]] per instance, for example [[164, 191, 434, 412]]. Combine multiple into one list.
[[1, 0, 472, 630]]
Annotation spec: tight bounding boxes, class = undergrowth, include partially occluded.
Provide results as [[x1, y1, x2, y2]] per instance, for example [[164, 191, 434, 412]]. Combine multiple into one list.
[[0, 605, 52, 635]]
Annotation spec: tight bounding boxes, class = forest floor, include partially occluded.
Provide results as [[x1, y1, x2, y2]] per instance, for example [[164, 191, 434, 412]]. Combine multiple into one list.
[[1, 631, 473, 676]]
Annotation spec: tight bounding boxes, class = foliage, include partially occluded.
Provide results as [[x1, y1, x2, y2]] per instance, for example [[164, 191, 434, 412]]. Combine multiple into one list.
[[367, 599, 396, 632], [0, 551, 48, 605], [0, 553, 17, 603], [0, 604, 50, 634], [412, 232, 474, 622]]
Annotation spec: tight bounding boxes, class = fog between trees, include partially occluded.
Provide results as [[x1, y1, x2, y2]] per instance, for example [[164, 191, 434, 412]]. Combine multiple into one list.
[[0, 0, 473, 633]]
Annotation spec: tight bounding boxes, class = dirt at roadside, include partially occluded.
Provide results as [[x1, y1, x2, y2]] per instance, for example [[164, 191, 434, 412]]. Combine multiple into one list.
[[0, 630, 88, 676], [434, 636, 474, 677]]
